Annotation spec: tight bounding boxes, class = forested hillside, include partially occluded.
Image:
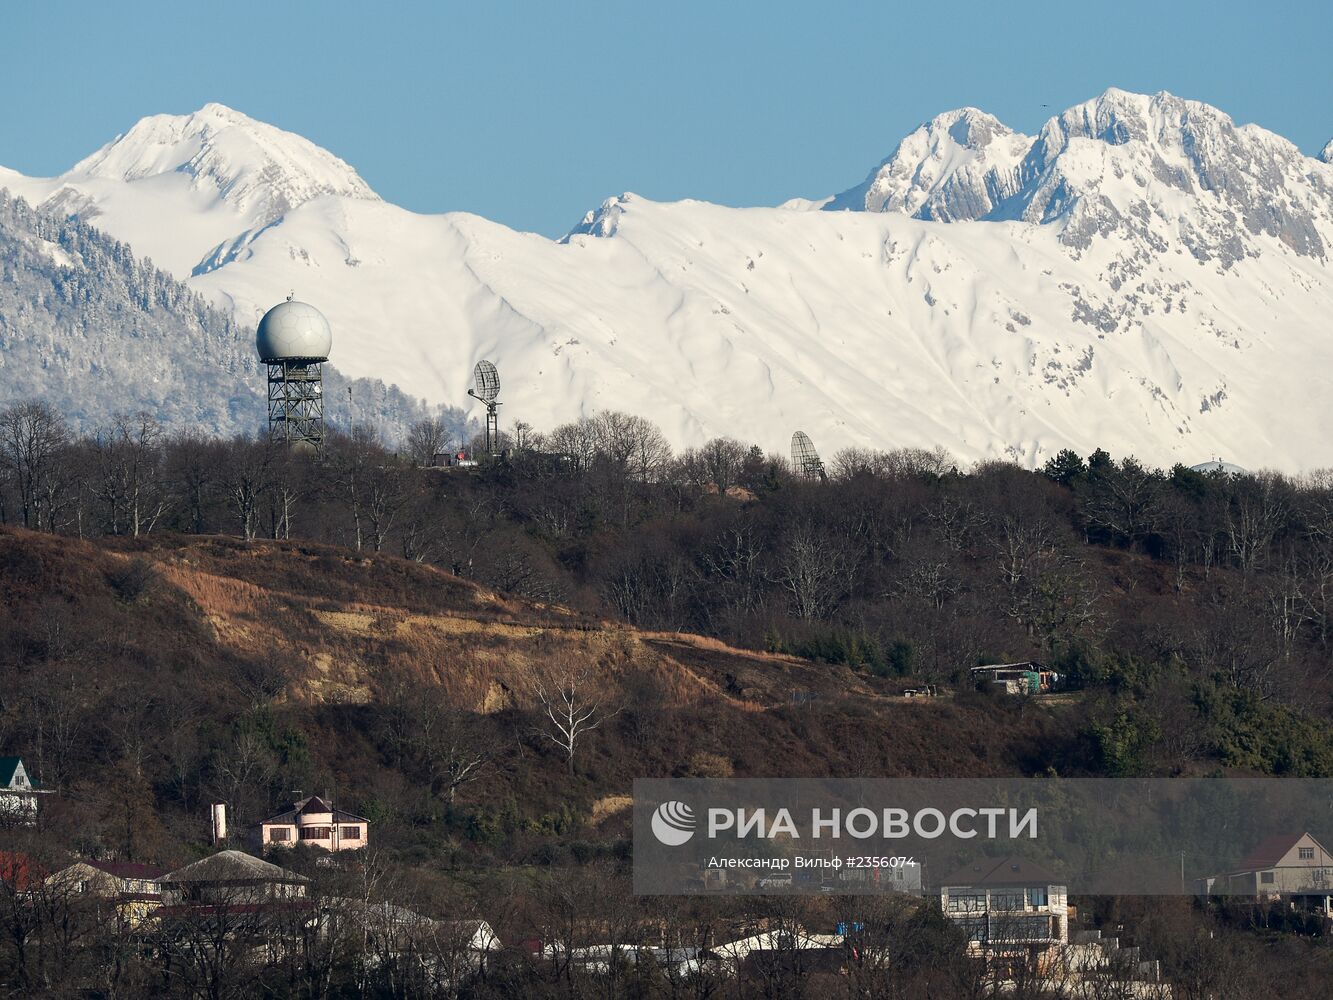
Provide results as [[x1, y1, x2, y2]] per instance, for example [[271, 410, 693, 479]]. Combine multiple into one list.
[[2, 402, 1332, 996]]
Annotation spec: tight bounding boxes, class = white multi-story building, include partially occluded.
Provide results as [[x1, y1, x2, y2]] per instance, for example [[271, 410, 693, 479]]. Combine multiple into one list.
[[939, 856, 1069, 963]]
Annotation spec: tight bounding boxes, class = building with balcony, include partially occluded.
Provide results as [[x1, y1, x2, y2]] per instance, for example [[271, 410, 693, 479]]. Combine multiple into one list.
[[254, 795, 369, 853], [939, 856, 1069, 970]]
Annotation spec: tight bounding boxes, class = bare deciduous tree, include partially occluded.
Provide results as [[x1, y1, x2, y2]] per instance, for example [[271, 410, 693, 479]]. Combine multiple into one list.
[[535, 665, 615, 775], [405, 415, 449, 467], [93, 412, 168, 537], [0, 400, 70, 531]]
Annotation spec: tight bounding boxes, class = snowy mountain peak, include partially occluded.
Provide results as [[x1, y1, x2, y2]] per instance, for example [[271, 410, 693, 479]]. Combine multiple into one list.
[[1321, 137, 1333, 164], [562, 193, 635, 240], [825, 106, 1031, 219], [68, 103, 379, 223], [8, 89, 1333, 472], [827, 88, 1330, 263]]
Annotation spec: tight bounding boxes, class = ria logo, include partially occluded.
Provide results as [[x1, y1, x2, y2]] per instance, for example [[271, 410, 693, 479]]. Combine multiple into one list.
[[651, 800, 696, 846]]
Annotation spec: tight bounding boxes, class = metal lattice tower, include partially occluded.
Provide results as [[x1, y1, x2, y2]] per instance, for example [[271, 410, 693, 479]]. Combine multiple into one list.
[[468, 360, 502, 456], [791, 431, 827, 482], [256, 298, 332, 452], [267, 361, 325, 449]]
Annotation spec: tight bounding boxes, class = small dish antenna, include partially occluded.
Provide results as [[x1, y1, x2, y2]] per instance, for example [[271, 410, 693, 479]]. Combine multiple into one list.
[[467, 360, 502, 455], [791, 431, 827, 482]]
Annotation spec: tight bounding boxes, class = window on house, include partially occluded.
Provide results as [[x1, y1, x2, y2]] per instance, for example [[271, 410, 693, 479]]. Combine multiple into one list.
[[1299, 847, 1315, 860], [1261, 871, 1275, 884], [340, 825, 361, 839], [269, 827, 291, 842], [299, 826, 332, 841], [946, 893, 986, 912], [1029, 887, 1047, 907]]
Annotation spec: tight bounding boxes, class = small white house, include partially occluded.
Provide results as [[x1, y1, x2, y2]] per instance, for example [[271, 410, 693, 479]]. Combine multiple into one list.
[[0, 757, 43, 825]]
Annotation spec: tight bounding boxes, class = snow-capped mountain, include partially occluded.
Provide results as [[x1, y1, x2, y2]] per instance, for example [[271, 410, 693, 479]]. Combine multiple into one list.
[[3, 92, 1333, 470], [826, 90, 1331, 263], [0, 103, 377, 275]]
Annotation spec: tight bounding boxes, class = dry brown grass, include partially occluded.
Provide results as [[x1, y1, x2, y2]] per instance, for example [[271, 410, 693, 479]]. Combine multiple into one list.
[[101, 534, 889, 715], [590, 795, 633, 823]]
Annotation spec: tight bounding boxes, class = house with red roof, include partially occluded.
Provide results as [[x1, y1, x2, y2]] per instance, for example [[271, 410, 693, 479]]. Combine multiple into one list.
[[1201, 832, 1333, 911], [0, 852, 45, 894]]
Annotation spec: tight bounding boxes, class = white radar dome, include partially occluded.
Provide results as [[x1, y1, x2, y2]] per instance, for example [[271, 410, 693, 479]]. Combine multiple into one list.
[[256, 300, 332, 362]]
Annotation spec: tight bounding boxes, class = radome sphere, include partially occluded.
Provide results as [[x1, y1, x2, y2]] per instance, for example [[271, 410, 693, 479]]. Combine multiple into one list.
[[1189, 459, 1248, 476], [256, 300, 332, 362]]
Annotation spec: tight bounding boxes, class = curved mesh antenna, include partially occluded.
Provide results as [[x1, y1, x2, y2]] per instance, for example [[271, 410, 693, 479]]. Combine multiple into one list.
[[473, 360, 500, 402], [791, 431, 826, 481]]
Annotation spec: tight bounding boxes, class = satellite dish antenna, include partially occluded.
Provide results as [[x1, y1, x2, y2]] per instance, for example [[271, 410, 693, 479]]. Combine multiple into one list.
[[467, 360, 502, 456], [791, 431, 827, 482]]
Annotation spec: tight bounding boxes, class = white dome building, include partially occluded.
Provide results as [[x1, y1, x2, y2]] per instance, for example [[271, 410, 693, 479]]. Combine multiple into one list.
[[256, 299, 332, 362], [258, 298, 330, 449], [1189, 459, 1248, 476]]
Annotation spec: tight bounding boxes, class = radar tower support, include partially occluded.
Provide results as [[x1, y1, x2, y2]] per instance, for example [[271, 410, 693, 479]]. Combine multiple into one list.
[[468, 360, 502, 457], [267, 361, 325, 450]]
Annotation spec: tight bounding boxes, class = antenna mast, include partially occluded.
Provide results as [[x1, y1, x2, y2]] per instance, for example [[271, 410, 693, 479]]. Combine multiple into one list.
[[790, 431, 828, 482], [467, 360, 502, 457]]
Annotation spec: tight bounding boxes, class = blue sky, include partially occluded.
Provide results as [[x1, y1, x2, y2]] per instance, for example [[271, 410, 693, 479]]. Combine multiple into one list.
[[3, 1, 1330, 237]]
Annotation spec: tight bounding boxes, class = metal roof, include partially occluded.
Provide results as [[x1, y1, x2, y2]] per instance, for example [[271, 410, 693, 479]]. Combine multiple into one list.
[[158, 850, 309, 885], [258, 795, 369, 826]]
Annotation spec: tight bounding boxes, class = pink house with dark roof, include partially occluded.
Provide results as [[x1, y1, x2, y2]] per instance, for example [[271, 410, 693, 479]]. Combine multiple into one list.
[[254, 796, 369, 852]]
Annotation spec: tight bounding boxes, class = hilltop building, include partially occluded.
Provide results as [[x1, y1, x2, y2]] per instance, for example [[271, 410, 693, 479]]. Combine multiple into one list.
[[969, 663, 1060, 695]]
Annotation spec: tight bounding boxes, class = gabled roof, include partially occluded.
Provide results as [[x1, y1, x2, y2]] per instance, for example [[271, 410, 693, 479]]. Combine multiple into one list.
[[158, 850, 308, 885], [0, 757, 25, 787], [1232, 832, 1330, 872], [940, 856, 1061, 888], [443, 919, 502, 949], [88, 860, 167, 880], [259, 795, 370, 826]]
